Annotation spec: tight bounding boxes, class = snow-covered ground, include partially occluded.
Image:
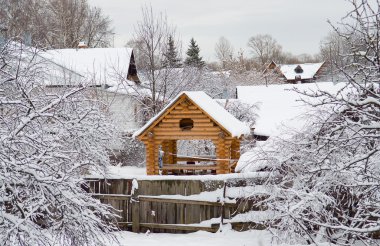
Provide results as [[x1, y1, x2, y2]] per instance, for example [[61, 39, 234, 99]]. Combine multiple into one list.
[[109, 229, 337, 246], [87, 165, 269, 180], [111, 229, 273, 246]]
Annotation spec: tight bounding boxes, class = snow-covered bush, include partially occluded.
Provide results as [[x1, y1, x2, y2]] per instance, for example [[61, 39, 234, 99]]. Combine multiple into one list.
[[117, 131, 145, 166], [177, 140, 215, 157], [219, 100, 257, 128], [242, 1, 380, 245], [0, 42, 118, 245], [260, 82, 380, 245]]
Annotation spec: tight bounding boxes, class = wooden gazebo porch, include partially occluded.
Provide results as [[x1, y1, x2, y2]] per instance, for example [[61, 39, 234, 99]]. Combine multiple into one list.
[[133, 91, 250, 175]]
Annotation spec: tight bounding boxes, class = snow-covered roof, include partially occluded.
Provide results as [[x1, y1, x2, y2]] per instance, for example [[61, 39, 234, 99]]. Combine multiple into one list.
[[236, 82, 346, 137], [41, 47, 133, 86], [278, 62, 324, 80], [104, 80, 151, 97], [133, 91, 250, 138]]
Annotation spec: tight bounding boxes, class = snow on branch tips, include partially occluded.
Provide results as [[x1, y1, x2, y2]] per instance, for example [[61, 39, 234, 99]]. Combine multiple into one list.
[[240, 1, 380, 245], [0, 42, 118, 246]]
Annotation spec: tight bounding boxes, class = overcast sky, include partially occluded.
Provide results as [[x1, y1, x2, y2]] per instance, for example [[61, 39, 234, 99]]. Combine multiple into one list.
[[88, 0, 351, 62]]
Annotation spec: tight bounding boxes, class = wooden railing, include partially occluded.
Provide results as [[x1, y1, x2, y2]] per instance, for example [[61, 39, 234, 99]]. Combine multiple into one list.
[[160, 164, 218, 171], [176, 155, 217, 162], [161, 155, 238, 174]]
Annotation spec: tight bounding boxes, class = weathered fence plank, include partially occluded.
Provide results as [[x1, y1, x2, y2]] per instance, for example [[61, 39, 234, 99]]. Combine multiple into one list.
[[131, 187, 140, 233]]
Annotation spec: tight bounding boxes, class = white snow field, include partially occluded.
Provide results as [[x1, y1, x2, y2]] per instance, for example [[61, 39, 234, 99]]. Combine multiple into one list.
[[110, 229, 273, 246], [108, 229, 337, 246]]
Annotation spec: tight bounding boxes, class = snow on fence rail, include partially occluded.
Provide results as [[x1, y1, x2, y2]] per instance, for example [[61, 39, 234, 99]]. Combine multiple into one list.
[[86, 177, 270, 233]]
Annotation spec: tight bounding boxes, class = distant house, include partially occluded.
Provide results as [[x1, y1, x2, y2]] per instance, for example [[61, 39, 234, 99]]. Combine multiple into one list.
[[236, 82, 346, 139], [266, 61, 326, 83], [0, 41, 147, 164], [40, 47, 144, 133], [42, 47, 140, 86]]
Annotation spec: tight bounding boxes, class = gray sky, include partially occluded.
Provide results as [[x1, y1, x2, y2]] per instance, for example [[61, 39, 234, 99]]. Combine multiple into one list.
[[88, 0, 351, 62]]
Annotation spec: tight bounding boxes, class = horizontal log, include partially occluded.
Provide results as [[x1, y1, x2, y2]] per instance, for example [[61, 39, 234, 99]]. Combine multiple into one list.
[[157, 124, 217, 129], [177, 156, 217, 162], [194, 123, 215, 127], [139, 223, 218, 232], [139, 195, 236, 207], [154, 135, 219, 140], [161, 119, 180, 123], [160, 164, 218, 170], [162, 119, 211, 123], [165, 114, 209, 119], [154, 128, 220, 133], [169, 110, 204, 115], [158, 123, 179, 128], [154, 131, 219, 136], [174, 106, 198, 110]]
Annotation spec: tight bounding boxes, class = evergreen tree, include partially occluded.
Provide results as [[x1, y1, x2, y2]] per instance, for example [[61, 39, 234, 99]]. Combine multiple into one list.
[[185, 38, 205, 67], [162, 35, 181, 68]]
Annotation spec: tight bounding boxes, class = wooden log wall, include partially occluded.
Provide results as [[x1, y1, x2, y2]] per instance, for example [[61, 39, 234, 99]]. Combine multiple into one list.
[[140, 101, 239, 175]]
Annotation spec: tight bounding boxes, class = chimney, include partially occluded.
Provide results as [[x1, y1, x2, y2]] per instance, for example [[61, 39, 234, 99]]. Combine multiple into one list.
[[78, 41, 88, 49]]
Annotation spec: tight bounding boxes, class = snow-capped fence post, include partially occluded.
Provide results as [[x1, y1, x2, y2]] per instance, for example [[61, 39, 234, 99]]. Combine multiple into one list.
[[131, 179, 140, 233], [218, 180, 227, 231]]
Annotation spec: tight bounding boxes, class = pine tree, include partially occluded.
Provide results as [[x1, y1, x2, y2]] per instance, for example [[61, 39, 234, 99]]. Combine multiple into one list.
[[162, 36, 182, 68], [185, 38, 205, 67]]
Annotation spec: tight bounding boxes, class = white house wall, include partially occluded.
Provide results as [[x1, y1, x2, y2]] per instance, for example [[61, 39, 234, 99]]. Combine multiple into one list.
[[99, 90, 142, 133]]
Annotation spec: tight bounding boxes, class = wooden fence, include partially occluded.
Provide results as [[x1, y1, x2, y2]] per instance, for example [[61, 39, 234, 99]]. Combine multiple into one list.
[[86, 178, 267, 233]]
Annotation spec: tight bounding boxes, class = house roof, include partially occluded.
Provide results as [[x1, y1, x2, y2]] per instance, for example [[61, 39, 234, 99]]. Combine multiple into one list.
[[41, 47, 134, 86], [133, 91, 250, 138], [236, 82, 347, 137], [278, 62, 325, 81], [0, 41, 84, 85]]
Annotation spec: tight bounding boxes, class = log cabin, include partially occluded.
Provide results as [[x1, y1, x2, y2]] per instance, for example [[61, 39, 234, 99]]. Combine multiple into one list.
[[133, 91, 250, 175]]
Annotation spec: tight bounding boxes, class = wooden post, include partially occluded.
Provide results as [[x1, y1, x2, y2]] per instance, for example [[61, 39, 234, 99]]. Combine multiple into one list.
[[167, 140, 173, 164], [145, 132, 162, 175], [162, 141, 170, 164], [231, 139, 241, 159], [161, 141, 169, 175], [131, 182, 140, 233], [153, 140, 162, 175], [145, 133, 155, 175], [166, 140, 177, 175], [172, 140, 177, 164], [216, 132, 229, 174], [230, 139, 240, 173], [219, 181, 227, 231]]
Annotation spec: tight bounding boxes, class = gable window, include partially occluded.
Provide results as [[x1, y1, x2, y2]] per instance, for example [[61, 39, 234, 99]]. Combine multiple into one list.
[[180, 118, 194, 131], [294, 65, 303, 74]]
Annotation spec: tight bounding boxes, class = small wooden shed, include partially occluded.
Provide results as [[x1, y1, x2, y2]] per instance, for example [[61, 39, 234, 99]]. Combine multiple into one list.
[[133, 91, 250, 175]]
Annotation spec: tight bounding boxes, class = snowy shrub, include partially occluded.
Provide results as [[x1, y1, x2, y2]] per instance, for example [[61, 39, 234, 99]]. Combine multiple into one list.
[[220, 100, 257, 128], [0, 42, 118, 245], [177, 140, 215, 157], [117, 131, 145, 166], [242, 1, 380, 245]]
